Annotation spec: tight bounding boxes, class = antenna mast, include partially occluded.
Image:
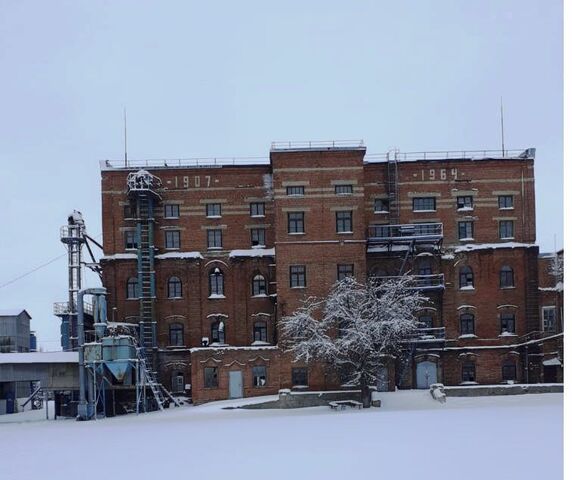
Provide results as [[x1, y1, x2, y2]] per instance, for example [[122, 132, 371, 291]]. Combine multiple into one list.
[[500, 97, 505, 157], [124, 107, 128, 168]]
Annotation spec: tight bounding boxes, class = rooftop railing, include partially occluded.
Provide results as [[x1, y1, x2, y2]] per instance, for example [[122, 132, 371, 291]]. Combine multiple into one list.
[[270, 139, 365, 151], [101, 157, 270, 170], [53, 301, 94, 316], [365, 148, 535, 163], [368, 223, 443, 243], [372, 274, 445, 290]]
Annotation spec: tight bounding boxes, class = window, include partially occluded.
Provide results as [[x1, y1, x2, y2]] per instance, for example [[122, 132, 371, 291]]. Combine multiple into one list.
[[207, 229, 222, 249], [250, 228, 266, 247], [461, 363, 476, 382], [126, 277, 138, 299], [542, 307, 556, 332], [460, 313, 475, 335], [500, 266, 514, 288], [456, 196, 473, 210], [458, 221, 474, 240], [500, 313, 516, 334], [206, 203, 222, 217], [288, 212, 305, 233], [459, 266, 474, 289], [165, 230, 181, 249], [167, 277, 182, 298], [289, 265, 306, 288], [499, 220, 514, 239], [374, 198, 390, 213], [335, 184, 353, 195], [169, 323, 184, 346], [164, 204, 180, 218], [204, 367, 218, 388], [252, 274, 267, 296], [498, 195, 514, 209], [337, 264, 354, 281], [124, 230, 138, 249], [502, 364, 516, 382], [413, 197, 436, 211], [417, 260, 433, 287], [209, 268, 224, 296], [171, 372, 185, 393], [336, 211, 353, 233], [250, 202, 265, 217], [418, 315, 433, 329], [123, 203, 136, 219], [253, 366, 267, 387], [292, 367, 308, 387], [210, 319, 225, 344], [286, 186, 305, 196], [253, 321, 268, 342]]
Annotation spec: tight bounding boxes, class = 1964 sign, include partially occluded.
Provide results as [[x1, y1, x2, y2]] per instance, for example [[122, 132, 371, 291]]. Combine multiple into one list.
[[421, 168, 458, 181]]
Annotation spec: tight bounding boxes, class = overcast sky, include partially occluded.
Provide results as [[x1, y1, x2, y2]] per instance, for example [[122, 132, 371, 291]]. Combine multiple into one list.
[[0, 0, 562, 351]]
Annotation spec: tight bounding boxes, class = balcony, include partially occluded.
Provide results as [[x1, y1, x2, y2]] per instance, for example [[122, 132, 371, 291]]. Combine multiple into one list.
[[372, 274, 445, 290], [53, 301, 94, 316], [368, 223, 443, 244], [404, 327, 446, 343]]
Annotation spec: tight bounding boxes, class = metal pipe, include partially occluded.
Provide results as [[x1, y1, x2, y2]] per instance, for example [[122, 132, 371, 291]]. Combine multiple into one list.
[[77, 287, 106, 420]]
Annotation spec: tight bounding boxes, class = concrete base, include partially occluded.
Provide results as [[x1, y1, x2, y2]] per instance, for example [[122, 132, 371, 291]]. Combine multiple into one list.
[[239, 389, 362, 409], [444, 383, 563, 397]]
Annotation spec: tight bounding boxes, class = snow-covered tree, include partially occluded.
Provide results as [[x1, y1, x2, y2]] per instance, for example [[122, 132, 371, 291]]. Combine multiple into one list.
[[280, 276, 427, 407], [549, 253, 563, 283]]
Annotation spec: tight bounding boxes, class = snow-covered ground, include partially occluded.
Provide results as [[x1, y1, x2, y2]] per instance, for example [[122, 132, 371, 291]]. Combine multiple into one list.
[[0, 391, 562, 480]]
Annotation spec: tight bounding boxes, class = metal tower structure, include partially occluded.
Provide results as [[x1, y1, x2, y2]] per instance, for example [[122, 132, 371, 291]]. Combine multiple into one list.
[[54, 211, 103, 351], [126, 170, 162, 369]]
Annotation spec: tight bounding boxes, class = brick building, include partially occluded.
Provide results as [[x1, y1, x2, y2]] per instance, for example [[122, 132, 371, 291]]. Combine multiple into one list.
[[99, 141, 563, 403]]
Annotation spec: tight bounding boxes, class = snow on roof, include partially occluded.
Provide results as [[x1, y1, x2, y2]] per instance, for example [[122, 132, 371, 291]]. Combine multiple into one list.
[[155, 251, 203, 260], [539, 282, 563, 292], [229, 248, 275, 258], [101, 253, 138, 261], [190, 345, 279, 353], [0, 309, 31, 318], [542, 357, 562, 366], [0, 352, 78, 364], [454, 242, 537, 253]]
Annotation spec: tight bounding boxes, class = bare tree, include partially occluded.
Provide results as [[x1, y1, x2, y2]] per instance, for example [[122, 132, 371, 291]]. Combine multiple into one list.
[[280, 276, 426, 407]]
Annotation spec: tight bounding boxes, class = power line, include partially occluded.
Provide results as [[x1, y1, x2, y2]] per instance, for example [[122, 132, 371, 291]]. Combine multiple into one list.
[[0, 253, 67, 290], [0, 232, 103, 290]]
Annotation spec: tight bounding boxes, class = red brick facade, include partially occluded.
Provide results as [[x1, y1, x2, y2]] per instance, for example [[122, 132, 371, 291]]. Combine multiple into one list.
[[99, 144, 562, 402]]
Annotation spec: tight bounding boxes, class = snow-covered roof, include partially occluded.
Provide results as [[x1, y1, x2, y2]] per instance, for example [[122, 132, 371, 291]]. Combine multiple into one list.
[[0, 309, 31, 318], [0, 352, 78, 364], [190, 345, 279, 353], [229, 248, 275, 258], [101, 253, 137, 261], [454, 242, 537, 253], [155, 251, 203, 260]]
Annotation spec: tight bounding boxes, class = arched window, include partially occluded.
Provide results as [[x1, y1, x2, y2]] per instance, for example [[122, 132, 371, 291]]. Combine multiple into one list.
[[462, 362, 476, 382], [418, 315, 433, 329], [209, 268, 224, 296], [459, 266, 474, 289], [418, 260, 432, 276], [253, 321, 268, 342], [460, 313, 475, 335], [169, 323, 184, 346], [126, 277, 138, 299], [211, 319, 225, 344], [167, 276, 182, 298], [500, 266, 514, 288], [500, 312, 516, 334], [252, 274, 267, 296]]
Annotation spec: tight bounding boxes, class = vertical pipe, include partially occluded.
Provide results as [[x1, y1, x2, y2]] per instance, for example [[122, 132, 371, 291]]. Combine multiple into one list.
[[77, 290, 87, 419]]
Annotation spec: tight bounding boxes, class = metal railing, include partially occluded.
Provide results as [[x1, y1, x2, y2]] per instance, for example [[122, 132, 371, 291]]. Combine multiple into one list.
[[60, 225, 85, 241], [365, 148, 535, 163], [270, 139, 365, 151], [368, 223, 443, 241], [53, 301, 94, 316], [405, 327, 446, 342], [372, 274, 445, 290], [101, 156, 270, 170]]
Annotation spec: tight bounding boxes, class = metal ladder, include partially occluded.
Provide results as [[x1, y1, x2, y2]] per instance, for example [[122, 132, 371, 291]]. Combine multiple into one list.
[[387, 151, 400, 225], [137, 192, 156, 368]]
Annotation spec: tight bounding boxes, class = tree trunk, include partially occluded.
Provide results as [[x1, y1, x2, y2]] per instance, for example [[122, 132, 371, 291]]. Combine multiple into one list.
[[360, 378, 372, 408]]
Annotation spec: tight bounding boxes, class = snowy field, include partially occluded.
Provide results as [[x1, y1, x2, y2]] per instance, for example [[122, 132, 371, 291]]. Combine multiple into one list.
[[0, 391, 562, 480]]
